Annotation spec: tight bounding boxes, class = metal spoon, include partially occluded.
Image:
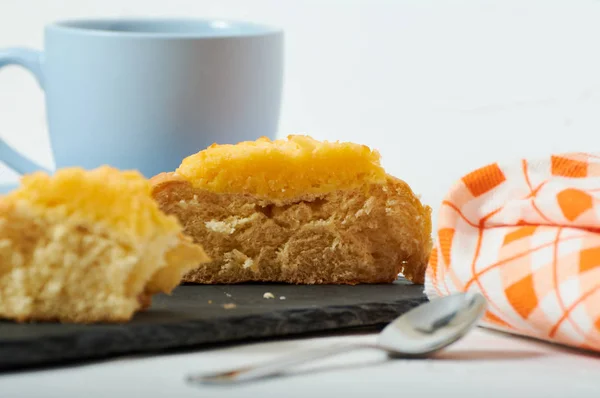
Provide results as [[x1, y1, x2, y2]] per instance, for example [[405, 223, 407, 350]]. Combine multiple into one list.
[[186, 292, 487, 385]]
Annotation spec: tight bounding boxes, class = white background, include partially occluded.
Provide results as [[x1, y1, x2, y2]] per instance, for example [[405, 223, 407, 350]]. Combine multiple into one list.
[[2, 0, 600, 226]]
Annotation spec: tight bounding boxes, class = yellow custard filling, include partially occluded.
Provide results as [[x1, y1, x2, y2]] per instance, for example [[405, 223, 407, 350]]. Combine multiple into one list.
[[7, 166, 181, 238], [176, 135, 387, 199]]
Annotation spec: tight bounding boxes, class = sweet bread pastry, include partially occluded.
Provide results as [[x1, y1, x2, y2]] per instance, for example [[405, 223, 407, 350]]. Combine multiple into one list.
[[151, 136, 432, 284], [0, 166, 209, 323], [151, 135, 432, 285]]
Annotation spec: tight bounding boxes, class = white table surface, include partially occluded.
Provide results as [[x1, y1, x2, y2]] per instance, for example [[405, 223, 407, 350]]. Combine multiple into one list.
[[1, 327, 599, 398]]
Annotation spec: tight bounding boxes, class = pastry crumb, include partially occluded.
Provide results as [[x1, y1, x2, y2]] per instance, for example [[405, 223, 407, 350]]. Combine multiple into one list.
[[242, 258, 254, 269], [279, 296, 286, 300], [263, 292, 275, 299], [222, 303, 237, 309], [224, 292, 232, 297]]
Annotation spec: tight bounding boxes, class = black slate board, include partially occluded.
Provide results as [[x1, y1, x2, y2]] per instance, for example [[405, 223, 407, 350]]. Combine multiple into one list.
[[0, 278, 426, 372]]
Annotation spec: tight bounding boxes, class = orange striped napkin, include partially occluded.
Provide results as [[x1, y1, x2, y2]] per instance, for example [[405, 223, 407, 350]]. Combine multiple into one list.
[[425, 153, 600, 352]]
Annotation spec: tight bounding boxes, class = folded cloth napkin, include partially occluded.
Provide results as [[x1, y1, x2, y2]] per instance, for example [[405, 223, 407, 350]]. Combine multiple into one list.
[[425, 152, 600, 352]]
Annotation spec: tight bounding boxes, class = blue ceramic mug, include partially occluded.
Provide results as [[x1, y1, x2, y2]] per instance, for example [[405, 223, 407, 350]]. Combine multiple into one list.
[[0, 18, 283, 184]]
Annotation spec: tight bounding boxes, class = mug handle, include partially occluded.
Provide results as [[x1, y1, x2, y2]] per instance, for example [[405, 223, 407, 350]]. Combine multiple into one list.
[[0, 47, 52, 175]]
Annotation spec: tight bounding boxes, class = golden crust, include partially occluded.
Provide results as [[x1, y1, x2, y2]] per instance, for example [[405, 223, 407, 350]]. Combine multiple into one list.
[[150, 171, 186, 187]]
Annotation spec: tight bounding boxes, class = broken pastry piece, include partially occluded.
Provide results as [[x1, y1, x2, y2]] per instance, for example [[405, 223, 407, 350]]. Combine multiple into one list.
[[0, 166, 209, 323], [151, 135, 432, 285]]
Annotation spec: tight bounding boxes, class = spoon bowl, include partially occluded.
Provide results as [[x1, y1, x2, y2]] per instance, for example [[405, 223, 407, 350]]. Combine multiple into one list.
[[378, 292, 487, 357]]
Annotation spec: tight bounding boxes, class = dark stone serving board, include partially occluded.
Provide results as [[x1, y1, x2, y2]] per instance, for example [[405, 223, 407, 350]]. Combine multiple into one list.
[[0, 278, 427, 372]]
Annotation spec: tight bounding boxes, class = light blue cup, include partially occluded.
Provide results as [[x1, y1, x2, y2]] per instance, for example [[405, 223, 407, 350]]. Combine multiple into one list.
[[0, 18, 283, 190]]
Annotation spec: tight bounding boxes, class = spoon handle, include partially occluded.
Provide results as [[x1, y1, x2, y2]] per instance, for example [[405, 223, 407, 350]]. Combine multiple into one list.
[[186, 342, 377, 385]]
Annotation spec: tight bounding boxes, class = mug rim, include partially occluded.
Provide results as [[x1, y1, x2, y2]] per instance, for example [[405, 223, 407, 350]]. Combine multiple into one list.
[[47, 17, 282, 38]]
